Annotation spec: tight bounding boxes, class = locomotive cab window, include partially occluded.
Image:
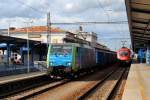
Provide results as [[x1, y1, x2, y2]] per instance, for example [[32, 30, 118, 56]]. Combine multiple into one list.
[[50, 45, 72, 55], [63, 46, 72, 55], [119, 51, 128, 56]]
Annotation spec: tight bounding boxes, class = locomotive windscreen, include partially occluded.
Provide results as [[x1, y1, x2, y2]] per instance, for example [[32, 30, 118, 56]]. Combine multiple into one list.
[[50, 45, 72, 55], [119, 51, 129, 56]]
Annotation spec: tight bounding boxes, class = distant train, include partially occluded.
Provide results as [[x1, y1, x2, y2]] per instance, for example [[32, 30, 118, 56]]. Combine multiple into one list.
[[117, 47, 131, 65], [47, 43, 116, 78]]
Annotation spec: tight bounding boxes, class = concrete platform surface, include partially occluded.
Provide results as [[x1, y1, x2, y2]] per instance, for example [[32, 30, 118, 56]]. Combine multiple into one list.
[[122, 64, 150, 100], [0, 71, 46, 85]]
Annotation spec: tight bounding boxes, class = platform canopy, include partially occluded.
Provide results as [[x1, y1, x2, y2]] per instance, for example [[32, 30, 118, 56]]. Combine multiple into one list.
[[125, 0, 150, 52], [0, 34, 41, 46]]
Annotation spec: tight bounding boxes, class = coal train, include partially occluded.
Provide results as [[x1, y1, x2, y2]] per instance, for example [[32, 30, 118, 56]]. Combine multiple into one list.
[[47, 43, 116, 78], [117, 47, 131, 66]]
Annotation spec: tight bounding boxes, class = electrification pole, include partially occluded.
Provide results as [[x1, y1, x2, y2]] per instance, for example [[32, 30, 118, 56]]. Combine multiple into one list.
[[24, 21, 33, 73], [46, 12, 51, 69], [47, 12, 51, 45], [7, 20, 15, 36], [8, 22, 10, 36]]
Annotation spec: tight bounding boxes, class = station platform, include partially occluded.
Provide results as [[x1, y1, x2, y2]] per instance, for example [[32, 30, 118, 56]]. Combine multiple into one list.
[[122, 64, 150, 100], [0, 64, 46, 77], [0, 71, 46, 85]]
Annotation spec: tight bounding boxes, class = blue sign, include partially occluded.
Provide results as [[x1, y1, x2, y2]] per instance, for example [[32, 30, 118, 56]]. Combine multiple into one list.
[[146, 48, 150, 64], [22, 47, 30, 51]]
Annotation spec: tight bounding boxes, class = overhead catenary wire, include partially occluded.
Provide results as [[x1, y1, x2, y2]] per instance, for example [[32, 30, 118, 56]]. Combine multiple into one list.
[[97, 0, 110, 22], [15, 0, 127, 25], [15, 0, 46, 14], [14, 0, 130, 48], [99, 38, 130, 39], [96, 0, 131, 49], [50, 21, 127, 25]]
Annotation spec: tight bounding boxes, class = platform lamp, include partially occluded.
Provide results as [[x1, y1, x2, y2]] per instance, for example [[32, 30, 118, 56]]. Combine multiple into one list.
[[24, 20, 33, 73]]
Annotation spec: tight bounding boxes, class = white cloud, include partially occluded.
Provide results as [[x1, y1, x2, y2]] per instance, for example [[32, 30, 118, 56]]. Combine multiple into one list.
[[0, 0, 130, 50], [65, 3, 73, 10]]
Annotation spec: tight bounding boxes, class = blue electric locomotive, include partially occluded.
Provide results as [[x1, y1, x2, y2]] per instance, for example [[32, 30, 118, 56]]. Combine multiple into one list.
[[47, 43, 96, 77], [47, 43, 116, 78]]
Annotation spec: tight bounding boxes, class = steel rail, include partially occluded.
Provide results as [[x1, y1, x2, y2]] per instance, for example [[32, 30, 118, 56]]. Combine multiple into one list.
[[78, 67, 126, 100]]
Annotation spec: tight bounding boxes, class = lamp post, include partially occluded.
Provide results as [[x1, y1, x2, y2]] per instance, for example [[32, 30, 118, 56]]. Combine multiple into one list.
[[24, 21, 33, 73]]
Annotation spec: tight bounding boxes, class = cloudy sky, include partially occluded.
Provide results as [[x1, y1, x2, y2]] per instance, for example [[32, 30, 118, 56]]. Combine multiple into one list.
[[0, 0, 131, 50]]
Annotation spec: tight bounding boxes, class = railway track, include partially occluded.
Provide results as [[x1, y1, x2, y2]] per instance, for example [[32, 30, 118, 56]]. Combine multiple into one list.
[[110, 67, 130, 100], [4, 69, 96, 99], [24, 65, 119, 100], [2, 64, 128, 100], [0, 75, 50, 99], [6, 79, 69, 100], [78, 67, 128, 100]]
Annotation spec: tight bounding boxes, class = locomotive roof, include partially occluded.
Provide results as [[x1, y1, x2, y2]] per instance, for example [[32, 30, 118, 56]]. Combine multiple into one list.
[[118, 47, 130, 51], [50, 43, 93, 49], [50, 43, 116, 53], [96, 49, 116, 54]]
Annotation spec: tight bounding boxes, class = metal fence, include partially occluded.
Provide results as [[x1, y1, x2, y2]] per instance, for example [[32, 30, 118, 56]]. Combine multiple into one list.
[[34, 61, 47, 72]]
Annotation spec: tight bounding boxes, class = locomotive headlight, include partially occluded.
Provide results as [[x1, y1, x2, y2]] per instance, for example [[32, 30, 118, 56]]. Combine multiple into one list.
[[67, 62, 71, 66], [50, 62, 54, 66]]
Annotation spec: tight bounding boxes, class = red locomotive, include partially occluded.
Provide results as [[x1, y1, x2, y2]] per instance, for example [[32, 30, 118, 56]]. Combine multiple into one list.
[[117, 47, 131, 66]]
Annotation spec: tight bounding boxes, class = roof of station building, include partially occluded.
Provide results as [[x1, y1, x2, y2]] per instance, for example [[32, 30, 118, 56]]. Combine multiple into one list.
[[9, 26, 66, 33]]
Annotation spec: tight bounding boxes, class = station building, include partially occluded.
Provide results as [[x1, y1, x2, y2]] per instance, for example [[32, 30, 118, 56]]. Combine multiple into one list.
[[0, 26, 98, 66], [1, 26, 72, 43]]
